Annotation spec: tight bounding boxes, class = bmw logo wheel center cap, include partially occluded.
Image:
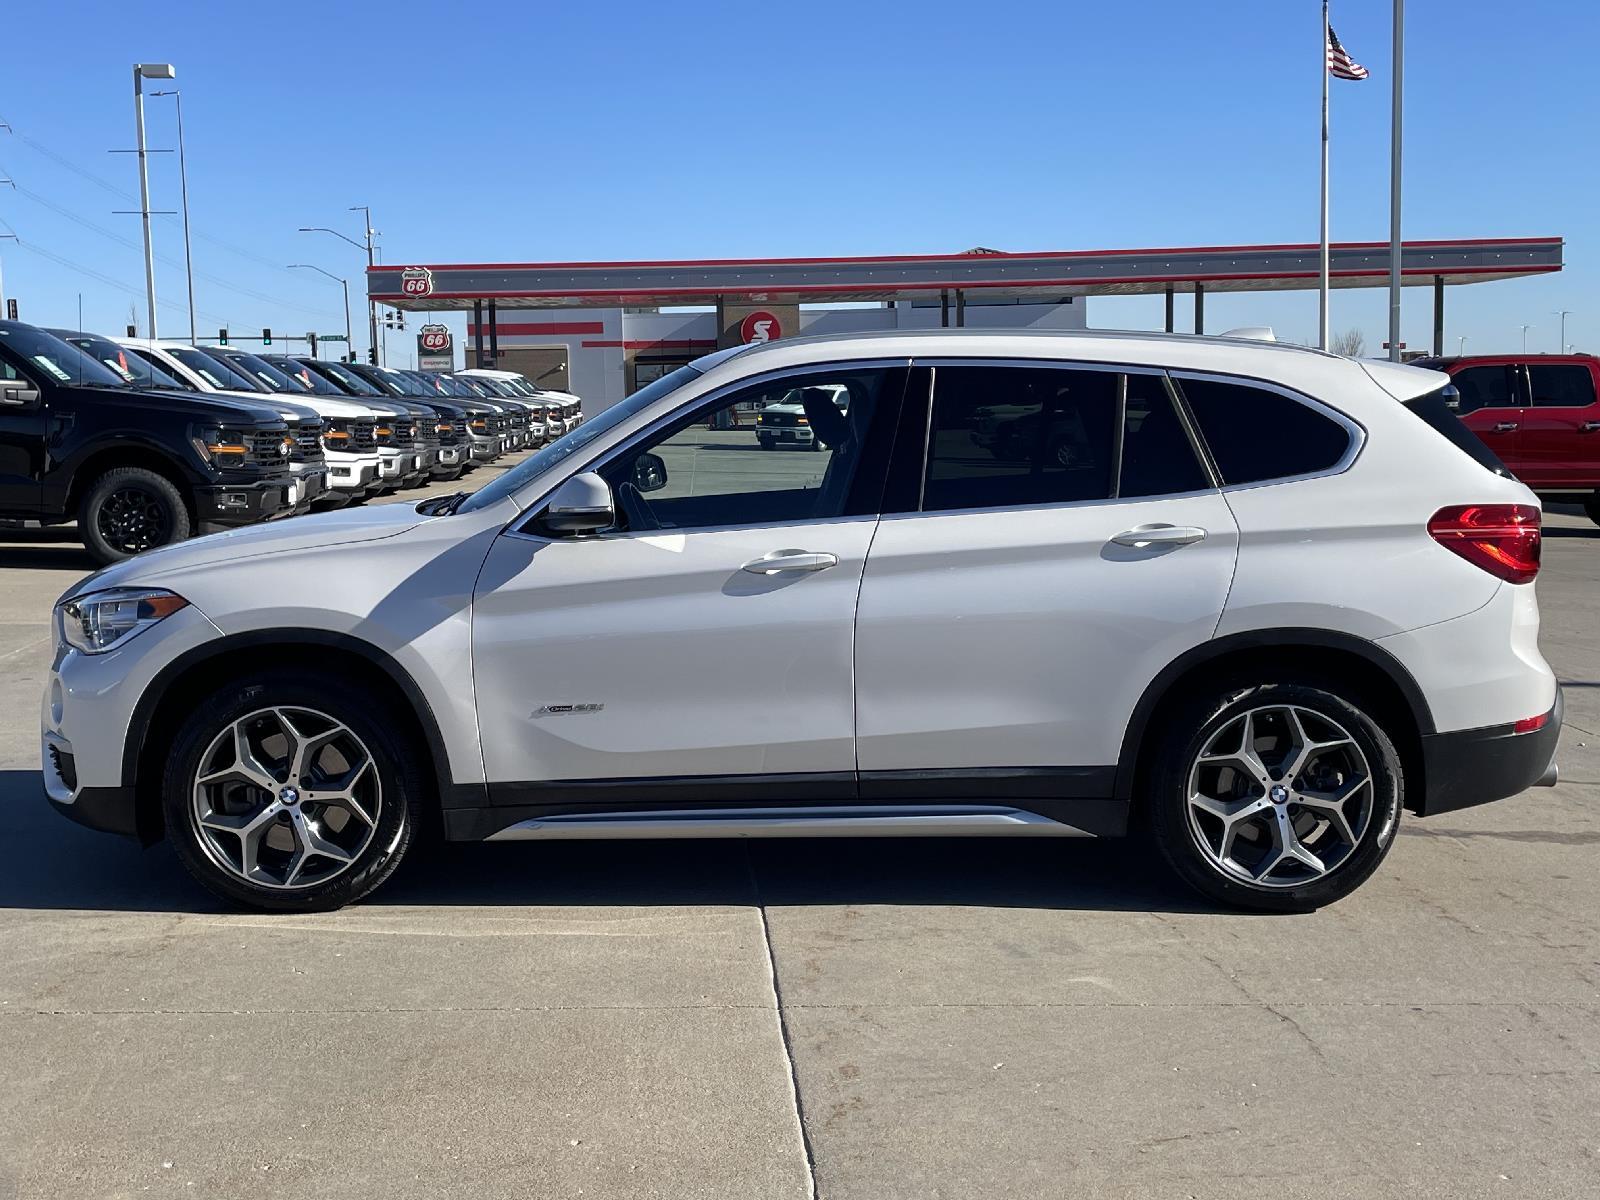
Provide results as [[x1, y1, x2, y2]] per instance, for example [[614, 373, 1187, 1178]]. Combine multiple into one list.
[[1269, 784, 1290, 806], [279, 786, 301, 807]]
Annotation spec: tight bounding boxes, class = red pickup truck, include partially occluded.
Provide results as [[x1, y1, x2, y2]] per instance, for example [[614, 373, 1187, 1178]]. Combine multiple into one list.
[[1413, 354, 1600, 523]]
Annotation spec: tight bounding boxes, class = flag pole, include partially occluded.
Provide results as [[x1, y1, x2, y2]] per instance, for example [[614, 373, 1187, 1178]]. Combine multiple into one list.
[[1387, 0, 1404, 361], [1319, 0, 1331, 351]]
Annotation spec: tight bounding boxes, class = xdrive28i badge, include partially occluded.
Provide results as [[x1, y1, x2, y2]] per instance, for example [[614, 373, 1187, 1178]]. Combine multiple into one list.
[[531, 703, 605, 718]]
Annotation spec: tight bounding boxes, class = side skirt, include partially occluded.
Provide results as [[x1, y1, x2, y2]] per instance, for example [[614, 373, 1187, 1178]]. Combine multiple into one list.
[[484, 804, 1096, 841]]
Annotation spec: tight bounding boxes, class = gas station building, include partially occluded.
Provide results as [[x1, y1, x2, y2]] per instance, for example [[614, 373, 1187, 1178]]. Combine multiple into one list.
[[368, 236, 1563, 410]]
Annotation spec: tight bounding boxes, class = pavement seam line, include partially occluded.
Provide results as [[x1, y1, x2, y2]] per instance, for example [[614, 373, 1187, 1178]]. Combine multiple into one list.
[[745, 848, 820, 1200]]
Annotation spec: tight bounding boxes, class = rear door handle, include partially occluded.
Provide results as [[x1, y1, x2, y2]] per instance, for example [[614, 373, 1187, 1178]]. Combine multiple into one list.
[[1494, 421, 1520, 432], [740, 549, 839, 575], [1109, 524, 1207, 549]]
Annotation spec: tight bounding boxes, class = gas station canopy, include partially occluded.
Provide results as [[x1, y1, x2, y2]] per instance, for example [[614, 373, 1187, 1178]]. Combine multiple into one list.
[[368, 236, 1562, 311]]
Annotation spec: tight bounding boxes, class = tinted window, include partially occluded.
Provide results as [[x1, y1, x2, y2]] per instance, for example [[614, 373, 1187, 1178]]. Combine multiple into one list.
[[1179, 377, 1352, 486], [1118, 373, 1211, 498], [1403, 387, 1513, 479], [925, 366, 1118, 510], [1450, 365, 1517, 414], [1528, 364, 1596, 409], [598, 368, 898, 531]]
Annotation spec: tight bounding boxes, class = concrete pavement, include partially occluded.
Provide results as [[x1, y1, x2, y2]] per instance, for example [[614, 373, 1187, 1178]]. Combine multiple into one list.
[[0, 467, 1595, 1199]]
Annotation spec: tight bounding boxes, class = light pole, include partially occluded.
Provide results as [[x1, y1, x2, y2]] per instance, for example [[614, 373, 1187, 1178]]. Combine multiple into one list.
[[148, 89, 195, 345], [1553, 311, 1572, 354], [1457, 336, 1468, 355], [298, 209, 377, 364], [1521, 324, 1532, 354], [288, 264, 351, 359], [132, 63, 175, 338]]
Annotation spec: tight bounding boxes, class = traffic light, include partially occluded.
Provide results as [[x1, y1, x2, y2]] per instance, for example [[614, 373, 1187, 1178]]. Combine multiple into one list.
[[218, 328, 228, 345], [126, 324, 137, 337], [262, 327, 272, 346]]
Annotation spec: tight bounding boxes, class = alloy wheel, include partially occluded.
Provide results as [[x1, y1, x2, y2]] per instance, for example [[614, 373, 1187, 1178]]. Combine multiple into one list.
[[190, 707, 381, 891], [97, 486, 171, 554], [1185, 704, 1374, 889]]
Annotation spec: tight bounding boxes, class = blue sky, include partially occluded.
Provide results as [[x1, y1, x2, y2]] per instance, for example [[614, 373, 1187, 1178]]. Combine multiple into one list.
[[1, 0, 1592, 361]]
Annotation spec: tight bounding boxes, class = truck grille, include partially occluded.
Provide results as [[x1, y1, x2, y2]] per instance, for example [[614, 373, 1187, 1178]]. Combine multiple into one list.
[[415, 416, 439, 443], [292, 423, 325, 463], [350, 421, 377, 451], [760, 412, 801, 428], [250, 429, 292, 463], [392, 421, 415, 447]]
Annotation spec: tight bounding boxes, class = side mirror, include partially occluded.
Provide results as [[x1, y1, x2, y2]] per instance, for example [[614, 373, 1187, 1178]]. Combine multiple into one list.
[[0, 383, 40, 407], [632, 452, 667, 493], [541, 472, 614, 534]]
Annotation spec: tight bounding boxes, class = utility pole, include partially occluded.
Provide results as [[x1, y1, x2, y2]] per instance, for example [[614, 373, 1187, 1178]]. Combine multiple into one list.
[[150, 90, 196, 344], [1521, 325, 1532, 354], [131, 64, 174, 339]]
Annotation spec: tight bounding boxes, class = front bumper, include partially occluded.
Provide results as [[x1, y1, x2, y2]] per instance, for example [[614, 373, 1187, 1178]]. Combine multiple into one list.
[[758, 426, 815, 444], [327, 454, 379, 493], [193, 475, 293, 533], [41, 603, 226, 841], [470, 437, 499, 461], [433, 444, 467, 470], [286, 464, 329, 512], [1417, 690, 1562, 816], [377, 449, 417, 480]]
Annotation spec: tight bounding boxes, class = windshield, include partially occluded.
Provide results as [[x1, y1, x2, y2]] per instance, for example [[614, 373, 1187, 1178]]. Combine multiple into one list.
[[167, 346, 265, 392], [458, 363, 702, 514], [0, 323, 126, 387], [312, 361, 384, 397], [56, 333, 187, 390], [217, 351, 306, 394], [378, 369, 430, 397], [273, 359, 352, 396]]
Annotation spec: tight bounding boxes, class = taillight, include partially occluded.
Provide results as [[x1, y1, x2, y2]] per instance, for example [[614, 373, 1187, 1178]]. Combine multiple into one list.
[[1427, 504, 1541, 584]]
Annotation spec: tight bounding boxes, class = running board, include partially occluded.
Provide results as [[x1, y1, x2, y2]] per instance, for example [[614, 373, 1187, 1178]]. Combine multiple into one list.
[[484, 804, 1094, 841]]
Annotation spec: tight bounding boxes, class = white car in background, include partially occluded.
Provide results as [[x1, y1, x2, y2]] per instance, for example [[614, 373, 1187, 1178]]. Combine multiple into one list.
[[116, 338, 383, 506], [756, 382, 849, 450], [43, 330, 1560, 914]]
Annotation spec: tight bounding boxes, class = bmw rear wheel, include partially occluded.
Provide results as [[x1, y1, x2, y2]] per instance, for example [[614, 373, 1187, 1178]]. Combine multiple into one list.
[[163, 672, 423, 911], [1149, 682, 1402, 912]]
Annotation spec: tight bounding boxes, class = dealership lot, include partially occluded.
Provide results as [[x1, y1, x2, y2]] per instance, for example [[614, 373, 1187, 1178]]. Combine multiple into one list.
[[0, 471, 1596, 1199]]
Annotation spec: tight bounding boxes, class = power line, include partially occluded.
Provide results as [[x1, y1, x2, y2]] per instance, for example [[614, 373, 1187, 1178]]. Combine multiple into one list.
[[11, 237, 231, 326]]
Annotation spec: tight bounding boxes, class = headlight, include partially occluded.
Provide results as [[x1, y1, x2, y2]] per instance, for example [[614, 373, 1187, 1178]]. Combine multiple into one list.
[[192, 425, 250, 466], [59, 588, 189, 655]]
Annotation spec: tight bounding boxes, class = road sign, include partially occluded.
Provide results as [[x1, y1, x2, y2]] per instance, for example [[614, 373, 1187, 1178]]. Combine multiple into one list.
[[5, 298, 16, 320], [1382, 341, 1406, 350]]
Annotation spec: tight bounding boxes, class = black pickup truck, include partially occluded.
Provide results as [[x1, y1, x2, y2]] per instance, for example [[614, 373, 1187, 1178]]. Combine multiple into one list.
[[0, 320, 297, 564]]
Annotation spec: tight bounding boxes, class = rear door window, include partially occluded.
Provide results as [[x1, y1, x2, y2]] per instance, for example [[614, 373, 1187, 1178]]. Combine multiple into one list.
[[1450, 365, 1519, 414], [1528, 364, 1597, 409], [1176, 376, 1354, 486]]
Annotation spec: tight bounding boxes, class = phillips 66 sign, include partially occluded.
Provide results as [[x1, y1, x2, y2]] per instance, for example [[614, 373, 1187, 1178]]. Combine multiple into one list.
[[400, 267, 435, 297], [417, 323, 453, 373]]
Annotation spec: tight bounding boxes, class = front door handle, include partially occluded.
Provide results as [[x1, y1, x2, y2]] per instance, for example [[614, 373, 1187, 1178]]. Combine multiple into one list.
[[1581, 421, 1600, 433], [740, 549, 839, 575], [1494, 421, 1520, 433], [1109, 524, 1207, 549]]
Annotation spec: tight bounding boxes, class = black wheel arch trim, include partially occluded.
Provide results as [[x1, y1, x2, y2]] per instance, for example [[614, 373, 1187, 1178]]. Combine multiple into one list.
[[121, 628, 478, 833], [1113, 627, 1436, 803]]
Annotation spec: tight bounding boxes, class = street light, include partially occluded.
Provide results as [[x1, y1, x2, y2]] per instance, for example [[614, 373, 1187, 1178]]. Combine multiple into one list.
[[132, 63, 174, 338], [288, 264, 352, 360], [299, 207, 378, 364], [1521, 324, 1533, 354], [148, 89, 195, 345], [1553, 311, 1572, 354]]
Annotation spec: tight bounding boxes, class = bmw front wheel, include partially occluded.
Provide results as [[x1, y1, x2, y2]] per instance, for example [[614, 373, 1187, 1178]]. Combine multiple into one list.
[[162, 672, 423, 911]]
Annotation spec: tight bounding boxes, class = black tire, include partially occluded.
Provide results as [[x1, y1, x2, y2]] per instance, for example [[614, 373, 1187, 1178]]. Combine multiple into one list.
[[758, 438, 774, 451], [78, 466, 191, 565], [809, 438, 823, 451], [1584, 492, 1600, 526], [162, 670, 424, 912], [1147, 681, 1403, 913]]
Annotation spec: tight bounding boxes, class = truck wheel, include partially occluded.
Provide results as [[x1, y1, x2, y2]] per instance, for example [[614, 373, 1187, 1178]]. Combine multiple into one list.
[[1147, 681, 1403, 913], [78, 466, 192, 564], [162, 670, 423, 912], [1584, 493, 1600, 526]]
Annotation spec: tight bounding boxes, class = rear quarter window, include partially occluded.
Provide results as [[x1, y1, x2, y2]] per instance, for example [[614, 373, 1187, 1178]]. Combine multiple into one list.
[[1403, 386, 1514, 479], [1176, 376, 1354, 486]]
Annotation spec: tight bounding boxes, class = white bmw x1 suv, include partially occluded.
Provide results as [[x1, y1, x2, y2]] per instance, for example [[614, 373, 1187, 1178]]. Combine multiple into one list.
[[41, 330, 1560, 912]]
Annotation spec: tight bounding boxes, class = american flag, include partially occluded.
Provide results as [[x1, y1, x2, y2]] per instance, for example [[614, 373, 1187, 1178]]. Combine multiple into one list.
[[1327, 26, 1370, 80]]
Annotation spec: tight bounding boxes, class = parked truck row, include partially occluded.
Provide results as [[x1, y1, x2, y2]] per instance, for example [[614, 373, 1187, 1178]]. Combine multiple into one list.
[[0, 320, 580, 563]]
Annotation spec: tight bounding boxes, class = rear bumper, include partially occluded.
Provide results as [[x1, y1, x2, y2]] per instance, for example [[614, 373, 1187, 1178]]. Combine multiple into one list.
[[1416, 690, 1562, 816]]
